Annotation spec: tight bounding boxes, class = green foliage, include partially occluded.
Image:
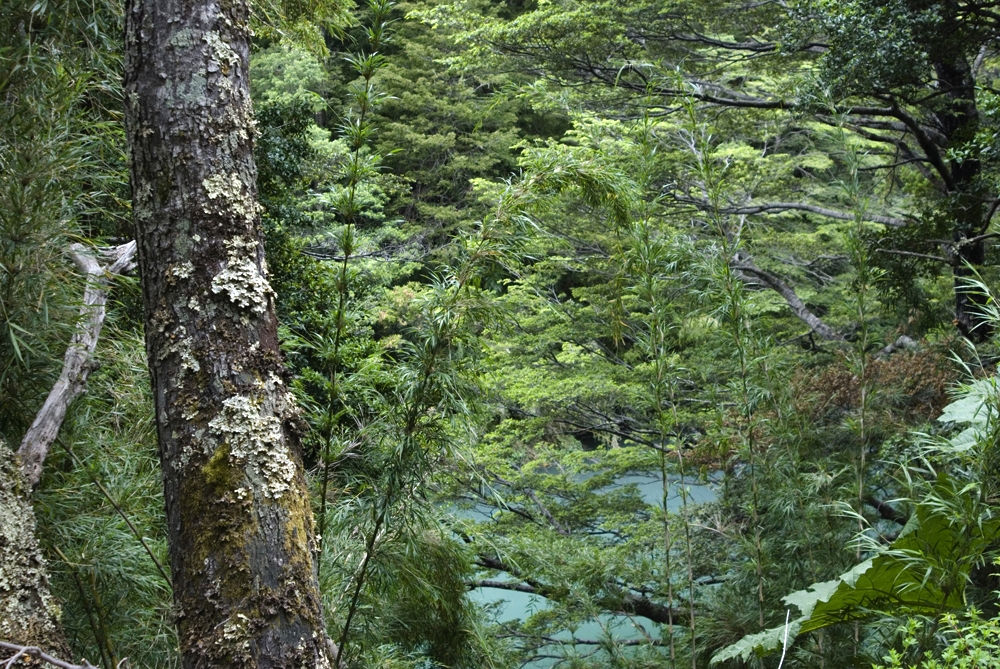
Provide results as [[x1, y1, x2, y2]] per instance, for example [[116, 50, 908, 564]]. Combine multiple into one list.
[[874, 612, 1000, 669], [251, 44, 333, 111], [35, 331, 176, 668], [815, 0, 939, 96], [13, 1, 1000, 669], [0, 0, 104, 440], [715, 366, 1000, 665]]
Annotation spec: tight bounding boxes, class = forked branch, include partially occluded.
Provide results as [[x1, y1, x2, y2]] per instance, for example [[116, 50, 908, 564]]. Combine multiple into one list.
[[17, 241, 137, 488]]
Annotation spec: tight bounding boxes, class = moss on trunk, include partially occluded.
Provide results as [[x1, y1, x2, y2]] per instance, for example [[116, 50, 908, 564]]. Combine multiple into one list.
[[123, 0, 333, 666], [0, 441, 70, 657]]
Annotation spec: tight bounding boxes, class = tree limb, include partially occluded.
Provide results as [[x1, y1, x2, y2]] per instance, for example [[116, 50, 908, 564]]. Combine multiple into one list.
[[525, 489, 572, 536], [864, 495, 908, 525], [876, 248, 950, 263], [470, 579, 540, 594], [732, 256, 844, 341], [473, 553, 683, 624], [684, 199, 908, 228], [0, 642, 104, 669], [16, 241, 136, 488]]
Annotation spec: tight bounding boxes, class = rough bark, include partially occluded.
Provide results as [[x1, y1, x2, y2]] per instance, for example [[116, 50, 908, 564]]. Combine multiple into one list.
[[123, 1, 332, 667], [0, 441, 71, 659], [17, 241, 136, 488]]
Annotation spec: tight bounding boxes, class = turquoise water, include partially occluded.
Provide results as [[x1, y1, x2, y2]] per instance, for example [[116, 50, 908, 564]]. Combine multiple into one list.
[[460, 472, 719, 666]]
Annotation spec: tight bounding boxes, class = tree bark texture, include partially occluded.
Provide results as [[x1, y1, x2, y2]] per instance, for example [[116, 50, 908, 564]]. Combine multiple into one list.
[[123, 2, 332, 667], [0, 441, 70, 658]]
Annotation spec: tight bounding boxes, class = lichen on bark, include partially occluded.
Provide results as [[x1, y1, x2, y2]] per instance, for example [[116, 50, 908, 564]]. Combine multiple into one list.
[[123, 0, 332, 665], [208, 377, 298, 500], [0, 441, 70, 657], [211, 236, 274, 314]]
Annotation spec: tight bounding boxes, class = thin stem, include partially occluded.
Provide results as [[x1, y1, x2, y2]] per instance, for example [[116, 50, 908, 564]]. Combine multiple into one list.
[[686, 111, 767, 628], [844, 124, 873, 657], [654, 338, 677, 668], [670, 374, 698, 667], [52, 546, 112, 669], [316, 2, 387, 575], [87, 572, 118, 669], [316, 249, 350, 575], [56, 437, 171, 588], [335, 502, 385, 666]]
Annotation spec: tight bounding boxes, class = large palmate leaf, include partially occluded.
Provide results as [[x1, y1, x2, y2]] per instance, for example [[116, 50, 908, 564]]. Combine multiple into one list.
[[937, 377, 999, 452], [712, 502, 1000, 664]]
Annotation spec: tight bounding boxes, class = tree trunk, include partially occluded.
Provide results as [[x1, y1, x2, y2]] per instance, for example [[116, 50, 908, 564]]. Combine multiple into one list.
[[122, 1, 333, 667], [934, 55, 992, 342], [0, 441, 71, 658]]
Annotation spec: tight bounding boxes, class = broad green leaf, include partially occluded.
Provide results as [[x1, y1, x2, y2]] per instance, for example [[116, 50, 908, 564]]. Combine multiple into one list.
[[938, 378, 998, 426], [712, 502, 1000, 665], [710, 619, 801, 664]]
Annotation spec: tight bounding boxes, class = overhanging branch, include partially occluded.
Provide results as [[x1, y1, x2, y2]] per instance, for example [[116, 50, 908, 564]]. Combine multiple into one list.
[[680, 198, 908, 228], [473, 553, 684, 625], [732, 255, 844, 341]]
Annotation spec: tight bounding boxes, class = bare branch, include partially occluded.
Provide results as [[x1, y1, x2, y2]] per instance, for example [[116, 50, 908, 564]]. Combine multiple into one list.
[[680, 198, 908, 227], [732, 255, 844, 341], [470, 579, 540, 594], [875, 248, 950, 263], [885, 103, 955, 190], [17, 241, 136, 488], [0, 642, 102, 669], [864, 495, 908, 525], [526, 489, 572, 536], [472, 552, 683, 624]]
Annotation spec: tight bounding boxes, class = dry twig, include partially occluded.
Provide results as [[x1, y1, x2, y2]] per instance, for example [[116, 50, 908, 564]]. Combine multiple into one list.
[[0, 640, 124, 669]]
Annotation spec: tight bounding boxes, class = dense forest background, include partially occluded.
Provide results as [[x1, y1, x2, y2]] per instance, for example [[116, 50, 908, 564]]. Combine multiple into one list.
[[6, 0, 1000, 667]]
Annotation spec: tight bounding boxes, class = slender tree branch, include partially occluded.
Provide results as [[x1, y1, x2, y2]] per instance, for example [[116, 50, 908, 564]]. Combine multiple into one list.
[[56, 437, 171, 587], [864, 495, 908, 525], [470, 579, 540, 594], [0, 642, 105, 669], [473, 552, 683, 624], [886, 103, 955, 190], [17, 241, 136, 488], [679, 197, 908, 227], [875, 248, 950, 263], [732, 255, 844, 340], [525, 489, 572, 536]]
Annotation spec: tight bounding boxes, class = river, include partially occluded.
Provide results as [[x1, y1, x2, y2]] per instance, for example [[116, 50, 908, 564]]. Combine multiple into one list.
[[456, 471, 720, 666]]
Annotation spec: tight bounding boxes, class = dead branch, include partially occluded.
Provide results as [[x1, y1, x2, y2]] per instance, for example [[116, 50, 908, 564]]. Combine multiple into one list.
[[17, 241, 137, 488], [732, 254, 844, 341], [689, 199, 908, 228], [0, 641, 107, 669]]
